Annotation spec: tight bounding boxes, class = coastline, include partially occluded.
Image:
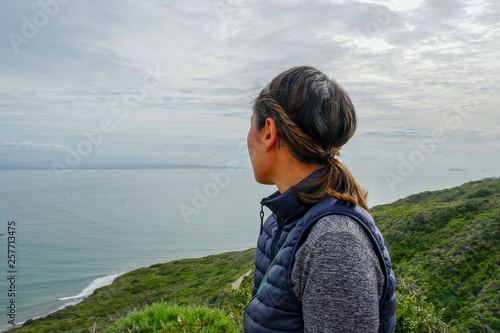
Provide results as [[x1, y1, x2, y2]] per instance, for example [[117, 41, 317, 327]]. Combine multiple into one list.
[[1, 272, 125, 332], [0, 168, 265, 331], [3, 248, 255, 332]]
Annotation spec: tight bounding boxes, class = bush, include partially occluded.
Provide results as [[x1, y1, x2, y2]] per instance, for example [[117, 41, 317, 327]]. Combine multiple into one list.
[[467, 189, 492, 199], [110, 303, 238, 332], [396, 277, 458, 333], [222, 278, 253, 332]]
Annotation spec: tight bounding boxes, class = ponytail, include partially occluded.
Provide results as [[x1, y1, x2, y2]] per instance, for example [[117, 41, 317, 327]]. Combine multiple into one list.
[[253, 66, 370, 212], [299, 157, 370, 212]]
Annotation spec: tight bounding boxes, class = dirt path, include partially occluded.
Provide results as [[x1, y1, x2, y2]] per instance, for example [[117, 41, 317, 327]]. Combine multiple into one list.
[[231, 269, 252, 289]]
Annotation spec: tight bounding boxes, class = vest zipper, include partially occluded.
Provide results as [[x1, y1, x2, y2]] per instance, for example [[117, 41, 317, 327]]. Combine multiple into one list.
[[259, 204, 264, 235]]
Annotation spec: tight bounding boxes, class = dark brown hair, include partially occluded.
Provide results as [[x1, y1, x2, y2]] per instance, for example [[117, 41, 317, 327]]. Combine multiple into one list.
[[253, 66, 369, 211]]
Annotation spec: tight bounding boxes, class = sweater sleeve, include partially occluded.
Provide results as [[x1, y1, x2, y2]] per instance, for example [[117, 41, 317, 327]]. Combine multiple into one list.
[[291, 214, 384, 333]]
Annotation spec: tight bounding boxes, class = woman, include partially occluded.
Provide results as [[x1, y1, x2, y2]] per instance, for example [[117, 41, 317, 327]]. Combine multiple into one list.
[[244, 66, 396, 332]]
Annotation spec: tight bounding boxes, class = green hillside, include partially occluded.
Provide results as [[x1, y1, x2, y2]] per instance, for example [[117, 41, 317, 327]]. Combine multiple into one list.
[[10, 249, 254, 332], [8, 179, 499, 332], [372, 178, 500, 332]]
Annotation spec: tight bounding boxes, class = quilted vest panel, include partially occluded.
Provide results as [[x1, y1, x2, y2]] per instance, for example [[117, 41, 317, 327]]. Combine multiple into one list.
[[244, 196, 397, 333]]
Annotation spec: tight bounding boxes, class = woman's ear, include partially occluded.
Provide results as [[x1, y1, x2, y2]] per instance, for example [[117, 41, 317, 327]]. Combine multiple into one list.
[[264, 118, 279, 151]]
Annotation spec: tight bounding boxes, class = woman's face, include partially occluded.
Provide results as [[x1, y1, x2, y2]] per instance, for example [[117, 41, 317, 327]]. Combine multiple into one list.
[[247, 113, 270, 184]]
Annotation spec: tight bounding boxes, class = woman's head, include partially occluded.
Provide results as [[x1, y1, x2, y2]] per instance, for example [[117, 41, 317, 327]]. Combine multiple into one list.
[[249, 66, 369, 210]]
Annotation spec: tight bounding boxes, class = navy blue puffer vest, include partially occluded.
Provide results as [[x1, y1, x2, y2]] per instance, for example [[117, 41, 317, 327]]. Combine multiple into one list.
[[244, 185, 397, 333]]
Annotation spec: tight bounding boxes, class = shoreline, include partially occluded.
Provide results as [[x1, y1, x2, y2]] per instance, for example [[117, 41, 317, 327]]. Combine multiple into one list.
[[1, 272, 126, 332], [2, 248, 255, 332]]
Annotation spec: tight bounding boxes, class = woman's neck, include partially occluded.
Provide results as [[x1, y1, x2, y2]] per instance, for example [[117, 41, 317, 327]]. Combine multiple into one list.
[[273, 159, 323, 193]]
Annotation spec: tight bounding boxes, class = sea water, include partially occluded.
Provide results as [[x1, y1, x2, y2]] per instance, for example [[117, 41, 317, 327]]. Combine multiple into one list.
[[0, 167, 490, 331], [0, 168, 271, 331]]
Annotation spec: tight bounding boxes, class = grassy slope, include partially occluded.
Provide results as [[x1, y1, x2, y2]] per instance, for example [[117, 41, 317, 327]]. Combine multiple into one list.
[[10, 179, 500, 332], [12, 248, 254, 333], [372, 179, 500, 332]]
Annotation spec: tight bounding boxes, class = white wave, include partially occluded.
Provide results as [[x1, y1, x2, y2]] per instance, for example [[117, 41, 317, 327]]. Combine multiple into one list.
[[58, 272, 125, 302]]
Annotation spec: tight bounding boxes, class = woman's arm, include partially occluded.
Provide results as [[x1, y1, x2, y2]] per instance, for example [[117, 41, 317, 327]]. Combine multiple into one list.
[[291, 214, 384, 333]]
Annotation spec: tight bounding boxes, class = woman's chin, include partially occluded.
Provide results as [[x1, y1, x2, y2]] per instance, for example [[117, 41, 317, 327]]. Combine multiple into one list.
[[253, 173, 274, 186]]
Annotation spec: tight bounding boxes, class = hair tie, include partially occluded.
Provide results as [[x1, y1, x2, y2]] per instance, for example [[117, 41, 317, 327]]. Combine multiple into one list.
[[319, 153, 334, 163]]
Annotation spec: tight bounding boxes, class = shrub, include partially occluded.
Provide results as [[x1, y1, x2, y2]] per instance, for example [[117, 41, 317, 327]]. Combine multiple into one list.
[[222, 278, 253, 332], [467, 189, 492, 199], [396, 277, 458, 333], [110, 303, 237, 332]]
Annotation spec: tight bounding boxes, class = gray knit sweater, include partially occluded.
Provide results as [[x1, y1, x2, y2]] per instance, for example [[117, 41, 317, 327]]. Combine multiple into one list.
[[291, 214, 384, 332]]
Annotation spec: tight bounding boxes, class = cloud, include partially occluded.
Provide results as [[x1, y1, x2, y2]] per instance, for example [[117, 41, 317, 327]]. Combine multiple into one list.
[[0, 139, 224, 168], [0, 0, 498, 176], [342, 148, 395, 159], [360, 131, 422, 139], [0, 140, 67, 154], [94, 148, 218, 163]]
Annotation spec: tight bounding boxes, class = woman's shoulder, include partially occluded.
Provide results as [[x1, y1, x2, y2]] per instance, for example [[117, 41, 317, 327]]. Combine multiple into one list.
[[303, 213, 374, 248], [293, 213, 383, 273]]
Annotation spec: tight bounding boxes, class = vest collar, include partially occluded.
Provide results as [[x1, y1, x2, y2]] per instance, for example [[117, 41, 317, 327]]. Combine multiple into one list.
[[260, 169, 322, 225]]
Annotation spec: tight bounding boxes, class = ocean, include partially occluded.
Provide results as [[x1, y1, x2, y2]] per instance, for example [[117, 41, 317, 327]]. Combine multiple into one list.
[[0, 168, 490, 331], [0, 168, 272, 331]]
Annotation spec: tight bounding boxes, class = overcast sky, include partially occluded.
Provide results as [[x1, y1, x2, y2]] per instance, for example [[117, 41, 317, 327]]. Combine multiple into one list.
[[1, 0, 499, 202]]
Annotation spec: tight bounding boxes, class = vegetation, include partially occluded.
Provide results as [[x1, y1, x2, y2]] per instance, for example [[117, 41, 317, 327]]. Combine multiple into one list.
[[110, 304, 237, 332], [8, 178, 499, 332], [372, 178, 500, 332], [221, 272, 253, 332], [11, 249, 254, 332], [395, 277, 457, 332]]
